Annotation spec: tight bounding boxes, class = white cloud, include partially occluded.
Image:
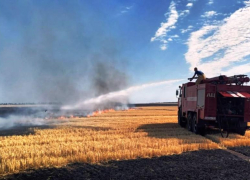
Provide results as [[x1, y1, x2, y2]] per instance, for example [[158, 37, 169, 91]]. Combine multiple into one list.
[[181, 25, 193, 33], [126, 6, 133, 10], [201, 11, 217, 18], [171, 34, 179, 38], [244, 1, 250, 6], [160, 44, 167, 50], [179, 10, 190, 17], [186, 3, 193, 7], [221, 63, 250, 76], [151, 1, 179, 50], [181, 29, 188, 33], [119, 5, 133, 14], [185, 3, 250, 77], [208, 0, 214, 5], [121, 10, 128, 14]]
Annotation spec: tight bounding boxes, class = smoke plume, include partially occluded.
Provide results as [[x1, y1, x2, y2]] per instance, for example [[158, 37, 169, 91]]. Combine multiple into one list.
[[0, 115, 47, 130], [0, 1, 128, 105], [91, 61, 128, 97]]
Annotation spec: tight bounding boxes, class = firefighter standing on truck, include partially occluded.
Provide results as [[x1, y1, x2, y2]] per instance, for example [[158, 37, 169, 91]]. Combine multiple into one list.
[[189, 67, 206, 85]]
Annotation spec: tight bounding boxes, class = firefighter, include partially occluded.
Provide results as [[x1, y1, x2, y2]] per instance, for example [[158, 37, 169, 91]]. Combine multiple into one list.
[[189, 67, 206, 85]]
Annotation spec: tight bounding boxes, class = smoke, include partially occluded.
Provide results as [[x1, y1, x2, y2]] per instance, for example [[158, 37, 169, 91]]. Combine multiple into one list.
[[0, 1, 128, 105], [0, 1, 181, 130], [91, 61, 128, 97], [0, 115, 47, 130]]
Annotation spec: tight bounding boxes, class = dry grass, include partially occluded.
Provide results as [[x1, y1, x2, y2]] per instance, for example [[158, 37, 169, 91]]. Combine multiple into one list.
[[0, 106, 219, 175], [206, 131, 250, 148], [205, 121, 250, 148]]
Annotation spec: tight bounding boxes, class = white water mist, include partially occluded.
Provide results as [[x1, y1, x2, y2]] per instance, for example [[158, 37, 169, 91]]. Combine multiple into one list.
[[62, 79, 183, 110]]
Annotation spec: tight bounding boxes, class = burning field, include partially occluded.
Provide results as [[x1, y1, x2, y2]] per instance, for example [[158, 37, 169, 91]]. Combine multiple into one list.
[[0, 106, 250, 179]]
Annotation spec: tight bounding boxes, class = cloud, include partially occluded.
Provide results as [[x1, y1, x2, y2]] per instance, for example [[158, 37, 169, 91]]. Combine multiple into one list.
[[185, 3, 250, 77], [244, 1, 250, 6], [181, 25, 193, 33], [126, 6, 133, 10], [119, 5, 133, 14], [201, 11, 217, 18], [186, 3, 193, 7], [208, 0, 214, 5], [151, 1, 178, 50], [221, 63, 250, 76], [171, 34, 179, 38], [160, 44, 167, 50], [179, 10, 190, 17]]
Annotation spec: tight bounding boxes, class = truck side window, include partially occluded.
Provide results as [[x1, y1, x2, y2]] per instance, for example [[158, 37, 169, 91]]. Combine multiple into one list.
[[183, 86, 186, 98]]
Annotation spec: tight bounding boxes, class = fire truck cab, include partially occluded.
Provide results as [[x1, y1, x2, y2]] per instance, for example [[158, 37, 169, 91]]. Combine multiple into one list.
[[176, 75, 250, 136]]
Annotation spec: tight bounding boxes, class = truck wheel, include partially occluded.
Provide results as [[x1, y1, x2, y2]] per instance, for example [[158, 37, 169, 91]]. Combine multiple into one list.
[[238, 128, 246, 136], [178, 109, 186, 128], [178, 110, 181, 125], [187, 113, 193, 132], [192, 114, 199, 134], [192, 114, 205, 135], [237, 122, 247, 136]]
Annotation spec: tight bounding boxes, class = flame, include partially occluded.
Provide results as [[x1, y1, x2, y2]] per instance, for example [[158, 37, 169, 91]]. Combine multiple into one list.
[[86, 107, 136, 118], [42, 107, 137, 120], [86, 108, 116, 117]]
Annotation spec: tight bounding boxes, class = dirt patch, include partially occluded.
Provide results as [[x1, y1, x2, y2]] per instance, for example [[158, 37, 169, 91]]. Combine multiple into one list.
[[1, 149, 250, 180]]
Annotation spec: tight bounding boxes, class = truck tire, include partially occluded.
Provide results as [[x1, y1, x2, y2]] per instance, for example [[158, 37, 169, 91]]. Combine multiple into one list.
[[178, 109, 186, 128], [192, 114, 205, 135], [237, 122, 247, 136], [187, 113, 193, 132], [238, 128, 246, 136], [192, 114, 199, 134]]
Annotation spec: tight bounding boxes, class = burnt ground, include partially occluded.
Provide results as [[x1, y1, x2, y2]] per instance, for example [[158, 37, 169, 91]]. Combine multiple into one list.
[[0, 125, 55, 136], [1, 149, 250, 180], [229, 146, 250, 157]]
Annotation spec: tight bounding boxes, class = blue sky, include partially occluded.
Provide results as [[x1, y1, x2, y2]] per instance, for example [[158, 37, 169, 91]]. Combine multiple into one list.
[[0, 0, 250, 103]]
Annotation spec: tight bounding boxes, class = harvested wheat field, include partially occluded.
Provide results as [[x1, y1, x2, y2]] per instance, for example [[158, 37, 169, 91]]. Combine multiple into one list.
[[1, 106, 250, 179], [206, 130, 250, 147]]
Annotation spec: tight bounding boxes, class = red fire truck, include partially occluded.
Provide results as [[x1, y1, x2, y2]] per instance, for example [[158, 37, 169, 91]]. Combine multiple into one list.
[[176, 75, 250, 137]]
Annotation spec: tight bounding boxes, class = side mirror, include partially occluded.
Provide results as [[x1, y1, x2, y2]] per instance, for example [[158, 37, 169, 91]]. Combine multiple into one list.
[[176, 90, 179, 96]]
